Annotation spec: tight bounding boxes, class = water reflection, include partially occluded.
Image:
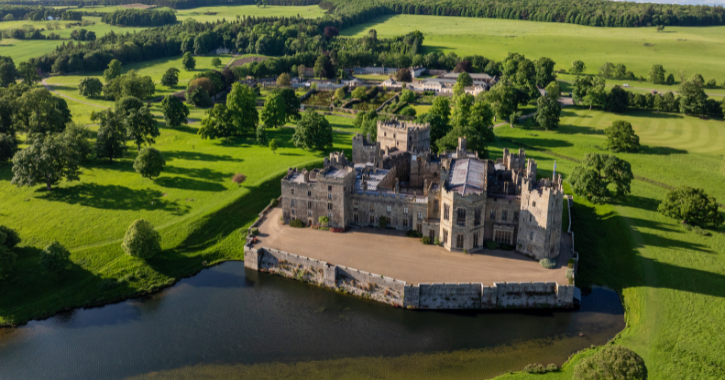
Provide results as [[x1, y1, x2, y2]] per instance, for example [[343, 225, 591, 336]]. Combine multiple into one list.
[[0, 262, 624, 380]]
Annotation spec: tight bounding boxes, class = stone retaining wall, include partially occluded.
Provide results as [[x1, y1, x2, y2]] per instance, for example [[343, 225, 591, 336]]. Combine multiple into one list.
[[244, 246, 575, 310]]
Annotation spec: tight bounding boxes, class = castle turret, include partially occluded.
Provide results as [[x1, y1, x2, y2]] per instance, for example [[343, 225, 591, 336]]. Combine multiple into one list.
[[516, 163, 564, 260]]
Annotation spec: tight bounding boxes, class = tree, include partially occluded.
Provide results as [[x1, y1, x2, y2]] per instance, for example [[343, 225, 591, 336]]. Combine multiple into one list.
[[185, 85, 212, 107], [122, 220, 161, 259], [574, 76, 606, 110], [92, 109, 126, 162], [15, 88, 72, 134], [430, 96, 451, 126], [0, 225, 21, 249], [298, 64, 307, 79], [161, 95, 189, 128], [351, 86, 367, 100], [599, 62, 614, 79], [454, 60, 472, 73], [418, 113, 448, 151], [292, 109, 333, 150], [256, 126, 268, 145], [269, 138, 278, 154], [679, 79, 708, 115], [313, 54, 333, 79], [103, 72, 155, 100], [649, 64, 666, 84], [604, 120, 640, 153], [535, 95, 561, 130], [666, 74, 675, 85], [456, 72, 473, 87], [0, 56, 17, 88], [211, 57, 222, 67], [657, 187, 723, 227], [276, 72, 291, 87], [535, 57, 556, 87], [232, 173, 246, 186], [134, 147, 165, 179], [103, 59, 122, 82], [17, 62, 40, 85], [40, 241, 70, 274], [570, 60, 586, 75], [657, 24, 665, 32], [573, 345, 646, 380], [323, 26, 339, 39], [394, 68, 412, 82], [334, 87, 346, 101], [11, 133, 81, 191], [278, 88, 300, 121], [0, 245, 16, 276], [78, 77, 103, 98], [545, 81, 560, 100], [484, 80, 517, 121], [160, 68, 180, 87], [0, 133, 16, 164], [125, 107, 159, 151], [261, 92, 287, 129], [605, 85, 629, 113], [437, 100, 494, 155], [115, 96, 144, 115], [399, 89, 416, 103], [571, 153, 633, 204], [182, 52, 196, 71], [226, 83, 258, 134], [198, 104, 235, 139]]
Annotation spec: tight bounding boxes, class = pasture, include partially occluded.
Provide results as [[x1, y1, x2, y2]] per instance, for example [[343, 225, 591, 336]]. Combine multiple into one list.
[[174, 5, 328, 23], [341, 14, 725, 82]]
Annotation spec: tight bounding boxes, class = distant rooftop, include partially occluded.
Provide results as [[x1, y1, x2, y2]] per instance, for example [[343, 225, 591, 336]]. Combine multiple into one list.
[[447, 158, 486, 195]]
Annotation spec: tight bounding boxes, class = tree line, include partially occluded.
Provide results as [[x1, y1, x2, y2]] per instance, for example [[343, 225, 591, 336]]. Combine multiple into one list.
[[0, 4, 82, 22], [101, 8, 177, 27], [321, 0, 725, 27]]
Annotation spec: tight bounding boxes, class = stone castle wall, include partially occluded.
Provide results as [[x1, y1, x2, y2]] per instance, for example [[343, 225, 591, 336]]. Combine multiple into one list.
[[245, 246, 575, 310]]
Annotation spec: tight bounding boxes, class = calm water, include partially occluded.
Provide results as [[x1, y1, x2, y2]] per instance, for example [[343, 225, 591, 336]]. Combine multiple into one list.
[[0, 262, 624, 380]]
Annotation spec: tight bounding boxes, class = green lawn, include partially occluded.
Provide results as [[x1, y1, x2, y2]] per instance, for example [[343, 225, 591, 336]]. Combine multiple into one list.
[[175, 5, 328, 23], [341, 14, 725, 82]]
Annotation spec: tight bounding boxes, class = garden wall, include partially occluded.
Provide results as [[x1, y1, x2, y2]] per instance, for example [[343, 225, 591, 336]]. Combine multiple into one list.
[[244, 246, 575, 310]]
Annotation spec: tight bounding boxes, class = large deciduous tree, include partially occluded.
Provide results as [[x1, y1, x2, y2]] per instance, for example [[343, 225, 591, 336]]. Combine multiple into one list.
[[658, 187, 723, 227], [14, 88, 72, 134], [160, 68, 180, 87], [198, 104, 235, 139], [0, 56, 18, 88], [161, 95, 189, 128], [103, 71, 155, 100], [484, 80, 517, 122], [604, 120, 640, 153], [571, 153, 633, 204], [292, 109, 333, 150], [438, 99, 494, 156], [648, 64, 666, 84], [122, 219, 161, 259], [605, 85, 629, 113], [78, 77, 103, 98], [261, 91, 287, 129], [11, 132, 83, 191], [570, 60, 586, 75], [535, 95, 561, 130], [103, 59, 122, 82], [679, 78, 708, 116], [535, 57, 556, 87], [125, 107, 159, 151], [182, 52, 196, 71], [226, 83, 258, 134], [92, 109, 127, 162], [17, 62, 40, 85], [40, 241, 71, 274]]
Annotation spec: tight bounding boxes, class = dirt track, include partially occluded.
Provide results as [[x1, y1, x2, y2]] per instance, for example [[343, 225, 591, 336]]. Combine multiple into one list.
[[256, 208, 570, 285]]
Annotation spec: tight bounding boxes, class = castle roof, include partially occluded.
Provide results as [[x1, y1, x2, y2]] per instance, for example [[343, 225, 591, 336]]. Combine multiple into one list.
[[447, 158, 486, 195]]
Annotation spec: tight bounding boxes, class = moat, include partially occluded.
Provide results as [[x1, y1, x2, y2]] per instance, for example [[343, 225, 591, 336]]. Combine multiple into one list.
[[0, 262, 624, 379]]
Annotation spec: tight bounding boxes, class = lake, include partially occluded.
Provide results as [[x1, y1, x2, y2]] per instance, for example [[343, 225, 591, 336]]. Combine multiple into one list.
[[0, 261, 624, 379]]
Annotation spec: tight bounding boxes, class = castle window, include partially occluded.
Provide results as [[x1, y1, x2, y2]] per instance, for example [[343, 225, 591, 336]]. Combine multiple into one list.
[[474, 208, 481, 226], [502, 210, 508, 221], [404, 207, 409, 214], [473, 233, 479, 248], [291, 209, 296, 215], [370, 215, 375, 224], [291, 199, 296, 207], [417, 224, 422, 233], [354, 201, 358, 210], [393, 217, 397, 226], [457, 209, 466, 226], [490, 210, 496, 220], [456, 234, 464, 249], [327, 203, 332, 210], [417, 212, 424, 220], [387, 205, 392, 213], [530, 215, 533, 222], [328, 185, 332, 192], [369, 204, 374, 211], [354, 213, 359, 222], [444, 204, 450, 221], [387, 217, 391, 226], [434, 200, 439, 212], [443, 229, 448, 244], [403, 218, 409, 227], [308, 201, 312, 209], [532, 201, 536, 207], [308, 210, 312, 216], [530, 232, 534, 240], [328, 212, 333, 218], [308, 190, 311, 197], [514, 212, 519, 221], [291, 188, 295, 195], [328, 193, 332, 199]]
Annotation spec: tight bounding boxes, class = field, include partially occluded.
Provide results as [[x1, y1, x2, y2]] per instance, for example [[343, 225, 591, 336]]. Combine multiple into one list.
[[341, 14, 725, 82], [174, 5, 328, 23]]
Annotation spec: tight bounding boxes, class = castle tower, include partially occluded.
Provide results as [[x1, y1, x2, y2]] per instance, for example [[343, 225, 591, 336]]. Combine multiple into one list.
[[516, 164, 564, 260], [352, 134, 381, 166]]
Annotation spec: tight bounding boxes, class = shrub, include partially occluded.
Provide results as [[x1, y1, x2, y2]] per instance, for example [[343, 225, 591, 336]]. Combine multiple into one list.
[[406, 230, 422, 238], [539, 258, 556, 269], [40, 241, 70, 273], [232, 173, 247, 187], [319, 216, 330, 227], [421, 236, 431, 245], [523, 363, 558, 374], [250, 227, 259, 236], [566, 268, 575, 279], [568, 258, 576, 268], [269, 198, 279, 207], [485, 240, 498, 249], [289, 219, 305, 228], [378, 215, 387, 228], [573, 345, 647, 380], [499, 243, 514, 250], [0, 226, 21, 249], [433, 237, 440, 245], [122, 219, 161, 259]]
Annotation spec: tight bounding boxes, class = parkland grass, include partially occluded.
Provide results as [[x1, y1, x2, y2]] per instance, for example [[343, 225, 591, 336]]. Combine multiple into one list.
[[341, 14, 725, 82]]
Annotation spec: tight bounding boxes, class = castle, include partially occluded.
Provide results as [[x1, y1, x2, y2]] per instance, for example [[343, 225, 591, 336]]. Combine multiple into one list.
[[280, 119, 564, 260]]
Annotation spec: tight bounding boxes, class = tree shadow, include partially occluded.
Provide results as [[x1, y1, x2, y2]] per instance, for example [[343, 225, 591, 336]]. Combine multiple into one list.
[[163, 150, 243, 162], [158, 123, 198, 135], [555, 123, 604, 136], [155, 176, 227, 192], [624, 110, 684, 120], [38, 183, 190, 214], [638, 145, 688, 156], [163, 166, 231, 182]]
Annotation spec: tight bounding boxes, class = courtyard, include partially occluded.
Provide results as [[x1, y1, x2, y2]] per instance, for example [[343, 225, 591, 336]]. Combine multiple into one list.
[[254, 208, 572, 285]]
